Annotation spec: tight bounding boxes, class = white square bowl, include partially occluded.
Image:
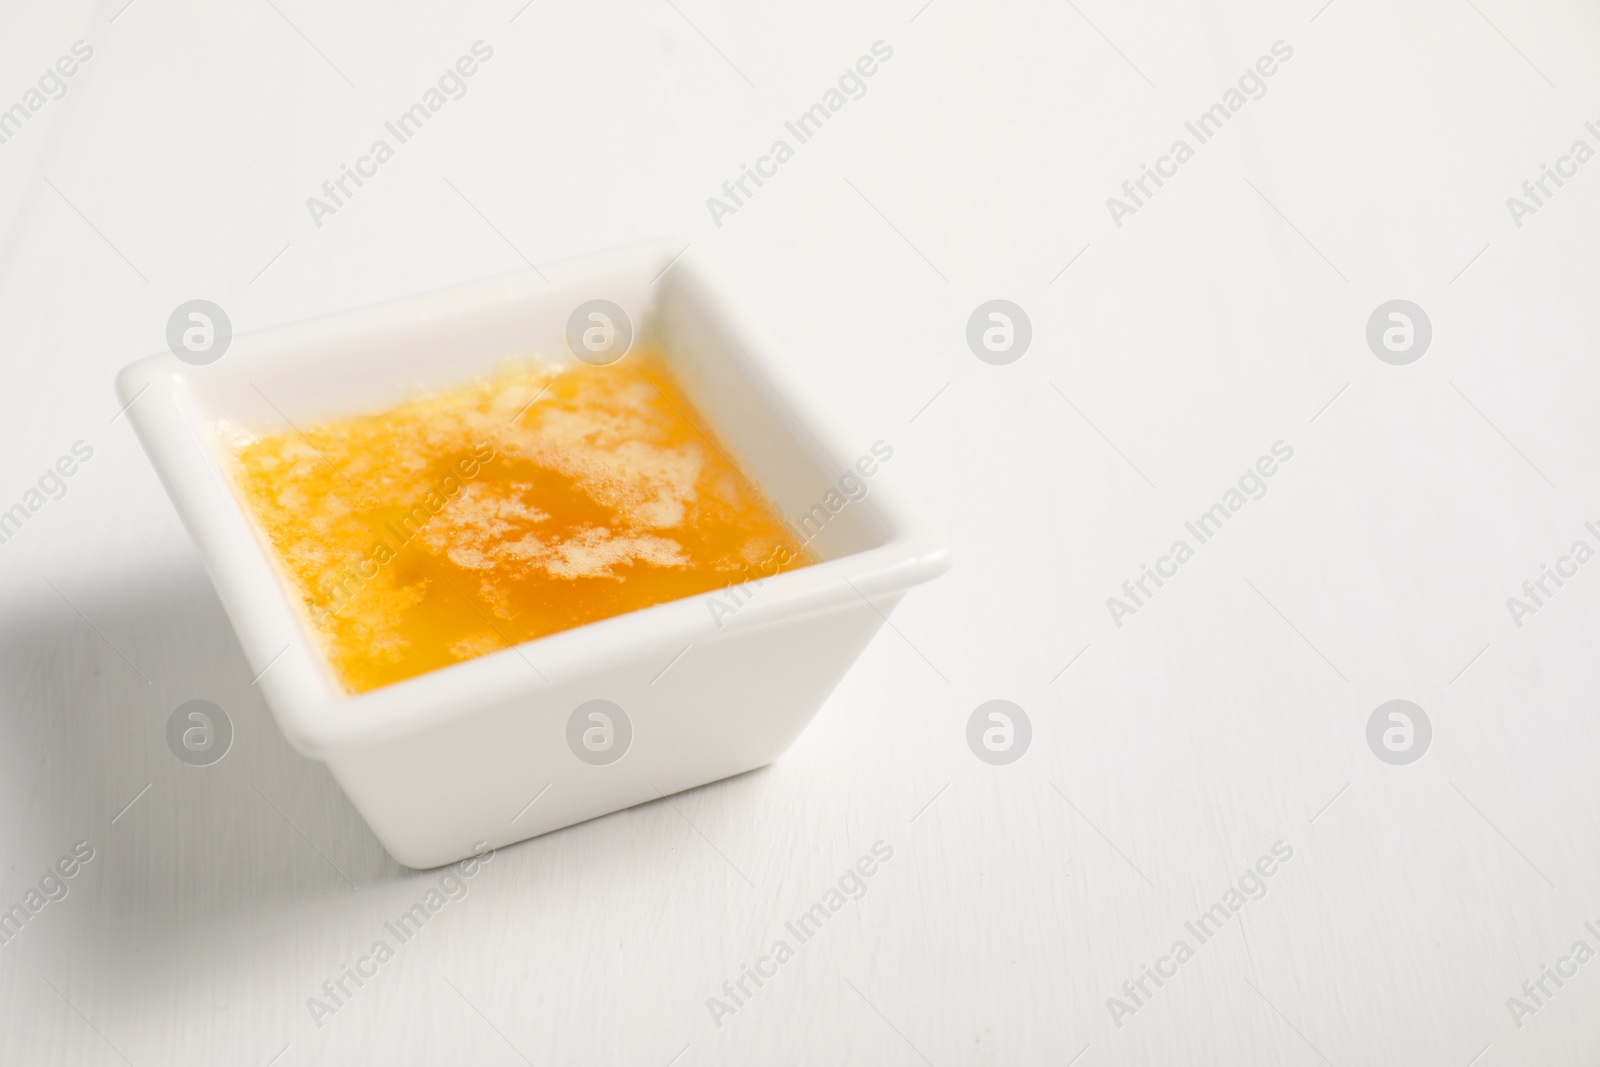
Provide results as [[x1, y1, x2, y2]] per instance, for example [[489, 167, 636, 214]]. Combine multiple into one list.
[[116, 240, 950, 868]]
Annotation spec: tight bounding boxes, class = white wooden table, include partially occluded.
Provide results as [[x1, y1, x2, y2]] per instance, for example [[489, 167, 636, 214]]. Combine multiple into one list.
[[3, 0, 1599, 1062]]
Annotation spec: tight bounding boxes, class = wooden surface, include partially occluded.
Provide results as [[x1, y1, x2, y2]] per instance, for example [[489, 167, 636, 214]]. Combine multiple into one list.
[[3, 0, 1600, 1063]]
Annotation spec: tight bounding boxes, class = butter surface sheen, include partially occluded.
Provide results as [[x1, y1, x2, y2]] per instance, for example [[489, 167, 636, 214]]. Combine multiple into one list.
[[226, 350, 814, 694]]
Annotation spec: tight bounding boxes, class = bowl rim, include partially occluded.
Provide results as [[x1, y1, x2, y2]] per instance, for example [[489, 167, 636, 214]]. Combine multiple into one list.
[[115, 240, 951, 758]]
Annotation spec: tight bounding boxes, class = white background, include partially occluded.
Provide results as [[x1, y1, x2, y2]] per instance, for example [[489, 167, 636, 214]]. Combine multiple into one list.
[[3, 0, 1600, 1063]]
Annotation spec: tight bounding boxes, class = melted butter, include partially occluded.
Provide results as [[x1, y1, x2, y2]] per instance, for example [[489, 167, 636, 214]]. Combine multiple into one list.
[[226, 349, 814, 693]]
